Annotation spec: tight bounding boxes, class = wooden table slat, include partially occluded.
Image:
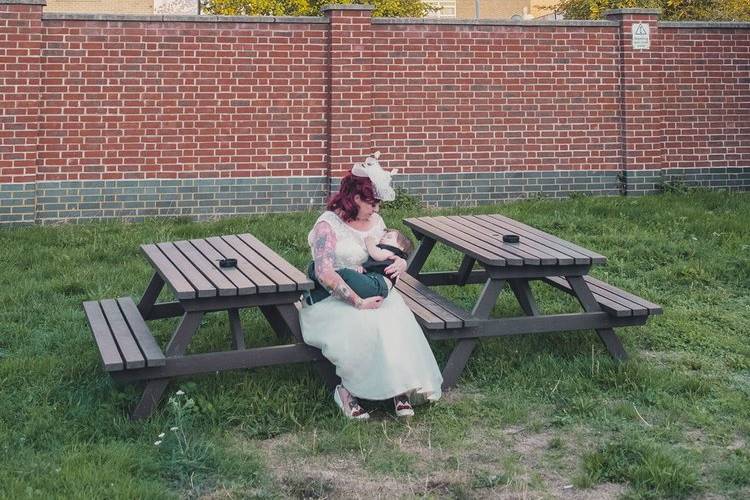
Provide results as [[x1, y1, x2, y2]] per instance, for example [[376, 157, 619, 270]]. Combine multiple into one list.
[[395, 287, 448, 328], [221, 235, 298, 292], [157, 242, 217, 298], [399, 274, 480, 327], [83, 301, 124, 371], [404, 218, 513, 266], [205, 236, 277, 293], [173, 240, 238, 297], [189, 239, 257, 295], [488, 214, 607, 264], [396, 277, 464, 328], [581, 279, 648, 316], [470, 215, 590, 265], [100, 299, 147, 368], [237, 233, 313, 290], [544, 276, 634, 317], [585, 276, 662, 314], [141, 244, 196, 300], [117, 297, 166, 367], [459, 215, 576, 265], [436, 215, 559, 265]]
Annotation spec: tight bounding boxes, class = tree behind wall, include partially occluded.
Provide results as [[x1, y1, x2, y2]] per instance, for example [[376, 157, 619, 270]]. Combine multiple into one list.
[[547, 0, 750, 21], [202, 0, 438, 17]]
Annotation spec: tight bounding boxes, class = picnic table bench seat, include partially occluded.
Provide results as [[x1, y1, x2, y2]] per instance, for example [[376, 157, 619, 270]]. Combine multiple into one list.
[[395, 273, 480, 330], [83, 297, 165, 372], [542, 275, 663, 318]]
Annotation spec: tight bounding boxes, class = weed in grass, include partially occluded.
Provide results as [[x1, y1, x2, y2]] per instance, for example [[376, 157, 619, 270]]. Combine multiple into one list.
[[471, 470, 511, 489], [715, 449, 750, 487], [582, 437, 699, 498], [282, 475, 334, 499]]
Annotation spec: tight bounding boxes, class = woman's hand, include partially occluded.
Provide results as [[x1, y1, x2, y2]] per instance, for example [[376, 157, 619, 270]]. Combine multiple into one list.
[[384, 256, 407, 279], [358, 296, 384, 310]]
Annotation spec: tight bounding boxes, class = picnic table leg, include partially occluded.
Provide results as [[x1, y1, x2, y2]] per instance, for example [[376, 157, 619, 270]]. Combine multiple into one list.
[[442, 278, 506, 388], [508, 279, 540, 316], [566, 276, 628, 361], [260, 304, 339, 391], [406, 237, 435, 276], [228, 308, 246, 350], [131, 311, 204, 420], [137, 273, 164, 319]]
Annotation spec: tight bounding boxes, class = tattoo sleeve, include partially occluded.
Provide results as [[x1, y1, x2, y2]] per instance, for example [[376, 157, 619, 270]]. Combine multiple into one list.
[[311, 221, 362, 308]]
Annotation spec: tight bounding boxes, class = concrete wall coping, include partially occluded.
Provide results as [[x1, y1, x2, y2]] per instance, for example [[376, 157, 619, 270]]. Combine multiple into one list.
[[321, 4, 375, 12], [42, 13, 329, 23], [373, 18, 618, 27], [659, 20, 750, 29], [0, 0, 46, 5], [602, 8, 662, 16]]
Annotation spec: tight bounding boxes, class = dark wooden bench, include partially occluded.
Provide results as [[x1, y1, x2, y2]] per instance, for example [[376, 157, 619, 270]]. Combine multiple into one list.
[[83, 297, 165, 372], [395, 273, 480, 330], [542, 275, 662, 318]]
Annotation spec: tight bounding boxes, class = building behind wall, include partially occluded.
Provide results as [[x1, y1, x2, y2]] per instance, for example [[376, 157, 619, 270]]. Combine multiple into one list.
[[45, 0, 198, 14]]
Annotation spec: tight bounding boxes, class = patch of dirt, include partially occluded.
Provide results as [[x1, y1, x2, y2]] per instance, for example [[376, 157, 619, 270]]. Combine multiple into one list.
[[240, 423, 628, 499]]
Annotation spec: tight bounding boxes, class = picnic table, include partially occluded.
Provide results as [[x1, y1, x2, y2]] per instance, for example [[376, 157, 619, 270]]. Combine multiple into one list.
[[83, 215, 661, 418], [83, 233, 337, 419], [395, 214, 662, 388]]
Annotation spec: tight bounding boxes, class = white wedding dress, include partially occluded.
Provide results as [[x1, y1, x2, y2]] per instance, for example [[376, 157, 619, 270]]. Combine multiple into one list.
[[300, 211, 443, 403]]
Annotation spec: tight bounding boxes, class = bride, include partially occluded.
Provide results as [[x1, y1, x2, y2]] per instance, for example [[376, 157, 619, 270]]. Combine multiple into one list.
[[300, 154, 443, 419]]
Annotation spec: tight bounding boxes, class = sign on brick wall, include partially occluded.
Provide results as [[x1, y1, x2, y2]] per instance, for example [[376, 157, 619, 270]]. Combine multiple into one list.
[[632, 23, 650, 49]]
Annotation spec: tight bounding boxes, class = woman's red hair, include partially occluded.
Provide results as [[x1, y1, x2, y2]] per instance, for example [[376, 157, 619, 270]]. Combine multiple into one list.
[[327, 174, 378, 222]]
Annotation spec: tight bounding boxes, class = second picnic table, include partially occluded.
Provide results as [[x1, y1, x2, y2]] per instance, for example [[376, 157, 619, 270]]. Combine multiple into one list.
[[395, 214, 662, 388]]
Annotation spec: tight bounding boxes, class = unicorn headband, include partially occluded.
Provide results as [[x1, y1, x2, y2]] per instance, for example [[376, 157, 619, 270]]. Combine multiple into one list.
[[351, 151, 398, 202]]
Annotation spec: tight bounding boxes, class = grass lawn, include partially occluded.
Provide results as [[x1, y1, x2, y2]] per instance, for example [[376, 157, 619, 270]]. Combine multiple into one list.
[[1, 191, 748, 499]]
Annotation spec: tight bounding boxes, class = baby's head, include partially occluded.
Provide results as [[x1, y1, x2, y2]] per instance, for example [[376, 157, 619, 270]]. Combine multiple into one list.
[[380, 229, 414, 257]]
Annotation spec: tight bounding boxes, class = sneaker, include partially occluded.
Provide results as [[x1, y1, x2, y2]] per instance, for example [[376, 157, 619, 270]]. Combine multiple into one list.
[[333, 385, 369, 420], [394, 394, 414, 417]]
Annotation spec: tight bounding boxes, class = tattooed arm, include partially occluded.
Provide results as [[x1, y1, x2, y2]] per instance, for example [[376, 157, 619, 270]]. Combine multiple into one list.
[[311, 221, 383, 310]]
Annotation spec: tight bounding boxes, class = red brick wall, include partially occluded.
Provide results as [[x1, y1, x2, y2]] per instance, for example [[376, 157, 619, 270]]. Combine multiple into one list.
[[0, 2, 42, 184], [39, 17, 329, 181], [661, 26, 750, 169], [371, 23, 622, 174], [1, 3, 749, 185]]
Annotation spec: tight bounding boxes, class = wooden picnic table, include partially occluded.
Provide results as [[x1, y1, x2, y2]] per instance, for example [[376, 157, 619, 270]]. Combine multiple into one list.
[[84, 233, 337, 420], [397, 214, 662, 388]]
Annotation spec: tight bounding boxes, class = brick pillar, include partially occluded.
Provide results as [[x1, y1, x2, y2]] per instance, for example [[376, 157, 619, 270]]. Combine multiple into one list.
[[604, 9, 664, 194], [323, 4, 374, 191], [0, 0, 43, 223]]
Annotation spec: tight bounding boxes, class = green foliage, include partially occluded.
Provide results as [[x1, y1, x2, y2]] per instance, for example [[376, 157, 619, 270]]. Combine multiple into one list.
[[203, 0, 438, 17], [380, 186, 423, 212], [547, 0, 750, 21]]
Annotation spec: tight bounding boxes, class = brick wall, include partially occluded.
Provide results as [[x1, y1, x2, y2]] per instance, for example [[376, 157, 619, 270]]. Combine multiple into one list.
[[0, 2, 748, 223]]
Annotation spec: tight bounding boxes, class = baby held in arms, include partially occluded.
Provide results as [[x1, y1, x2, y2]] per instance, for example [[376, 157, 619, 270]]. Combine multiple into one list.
[[305, 229, 414, 306]]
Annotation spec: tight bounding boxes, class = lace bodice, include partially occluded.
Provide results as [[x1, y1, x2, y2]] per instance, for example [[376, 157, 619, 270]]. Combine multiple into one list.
[[307, 211, 386, 270]]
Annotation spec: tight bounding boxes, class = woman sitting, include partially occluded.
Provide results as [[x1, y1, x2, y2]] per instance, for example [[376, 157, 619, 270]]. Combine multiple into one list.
[[300, 154, 443, 419]]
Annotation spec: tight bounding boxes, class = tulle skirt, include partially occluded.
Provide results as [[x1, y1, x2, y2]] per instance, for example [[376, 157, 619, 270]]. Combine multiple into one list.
[[300, 289, 443, 403]]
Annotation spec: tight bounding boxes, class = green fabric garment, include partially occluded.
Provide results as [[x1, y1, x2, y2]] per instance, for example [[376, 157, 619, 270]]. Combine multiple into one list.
[[305, 262, 389, 305]]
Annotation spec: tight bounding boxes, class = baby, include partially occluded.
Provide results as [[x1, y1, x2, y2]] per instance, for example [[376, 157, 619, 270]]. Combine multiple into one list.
[[305, 229, 414, 306]]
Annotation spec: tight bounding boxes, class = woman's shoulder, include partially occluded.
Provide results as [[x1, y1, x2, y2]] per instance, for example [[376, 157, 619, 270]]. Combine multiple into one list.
[[315, 210, 343, 228]]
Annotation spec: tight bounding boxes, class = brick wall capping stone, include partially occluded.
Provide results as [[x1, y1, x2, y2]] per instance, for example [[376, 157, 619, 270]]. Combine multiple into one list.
[[321, 4, 375, 12], [659, 21, 750, 29], [602, 8, 662, 16], [42, 12, 328, 23], [0, 0, 45, 5], [373, 17, 618, 27]]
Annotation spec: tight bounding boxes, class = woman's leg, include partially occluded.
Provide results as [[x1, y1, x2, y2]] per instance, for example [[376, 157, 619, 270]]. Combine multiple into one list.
[[394, 393, 414, 417], [334, 384, 369, 419]]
